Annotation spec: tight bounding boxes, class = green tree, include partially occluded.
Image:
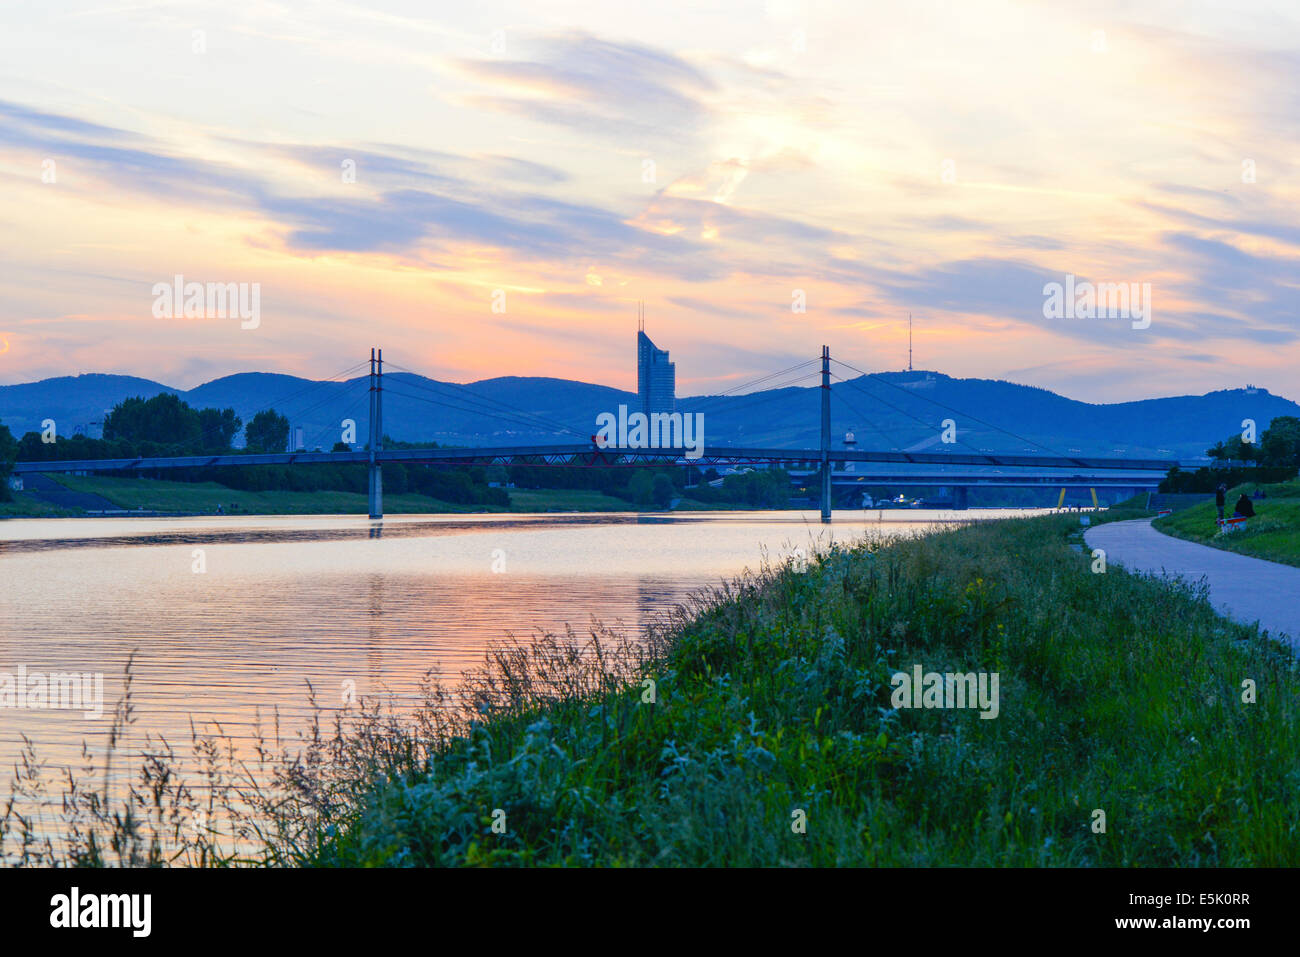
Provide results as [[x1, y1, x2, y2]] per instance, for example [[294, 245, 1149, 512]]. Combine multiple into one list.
[[627, 469, 655, 505], [0, 421, 17, 501], [244, 409, 289, 453], [651, 473, 675, 509], [198, 407, 242, 452], [1260, 416, 1300, 469], [104, 393, 202, 450]]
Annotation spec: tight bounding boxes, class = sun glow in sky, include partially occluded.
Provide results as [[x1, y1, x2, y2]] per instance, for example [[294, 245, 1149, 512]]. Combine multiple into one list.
[[0, 0, 1297, 401]]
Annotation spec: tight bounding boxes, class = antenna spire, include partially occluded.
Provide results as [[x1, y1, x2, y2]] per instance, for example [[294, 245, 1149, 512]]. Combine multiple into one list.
[[908, 312, 913, 372]]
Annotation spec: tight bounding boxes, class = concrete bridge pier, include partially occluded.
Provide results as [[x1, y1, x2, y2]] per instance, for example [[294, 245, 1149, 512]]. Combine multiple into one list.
[[367, 347, 383, 519], [820, 345, 832, 524]]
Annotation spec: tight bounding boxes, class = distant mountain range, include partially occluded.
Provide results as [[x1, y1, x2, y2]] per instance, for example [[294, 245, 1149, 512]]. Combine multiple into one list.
[[2, 369, 1297, 462]]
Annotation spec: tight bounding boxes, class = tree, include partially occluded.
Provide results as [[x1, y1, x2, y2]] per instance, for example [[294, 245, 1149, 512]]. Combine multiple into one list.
[[1260, 416, 1300, 469], [627, 469, 655, 505], [198, 407, 242, 452], [651, 473, 675, 509], [104, 393, 202, 450], [0, 421, 16, 501], [244, 409, 289, 453]]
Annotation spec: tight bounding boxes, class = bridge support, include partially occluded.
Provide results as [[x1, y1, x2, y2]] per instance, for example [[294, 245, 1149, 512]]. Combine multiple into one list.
[[820, 345, 831, 524], [367, 347, 383, 519]]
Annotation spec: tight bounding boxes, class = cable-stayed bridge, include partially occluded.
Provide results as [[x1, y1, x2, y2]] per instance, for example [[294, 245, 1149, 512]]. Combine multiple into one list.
[[13, 347, 1178, 521]]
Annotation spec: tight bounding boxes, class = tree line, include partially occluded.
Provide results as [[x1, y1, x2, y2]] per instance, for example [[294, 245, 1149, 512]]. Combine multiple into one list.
[[1161, 415, 1300, 493], [0, 393, 506, 507]]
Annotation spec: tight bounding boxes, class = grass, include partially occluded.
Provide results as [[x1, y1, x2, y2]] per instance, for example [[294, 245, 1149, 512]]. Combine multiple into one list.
[[0, 496, 83, 517], [37, 473, 658, 516], [42, 473, 505, 515], [8, 511, 1298, 867], [306, 513, 1300, 866], [1154, 480, 1300, 569], [504, 488, 635, 511]]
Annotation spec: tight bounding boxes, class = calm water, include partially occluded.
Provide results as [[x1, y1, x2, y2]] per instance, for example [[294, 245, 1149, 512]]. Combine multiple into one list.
[[0, 508, 1040, 845]]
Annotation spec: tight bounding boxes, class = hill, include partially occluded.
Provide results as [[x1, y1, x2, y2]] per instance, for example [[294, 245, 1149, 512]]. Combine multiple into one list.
[[2, 369, 1296, 460]]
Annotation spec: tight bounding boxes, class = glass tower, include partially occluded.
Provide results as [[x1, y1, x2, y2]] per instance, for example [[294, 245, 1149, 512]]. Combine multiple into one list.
[[637, 329, 675, 416]]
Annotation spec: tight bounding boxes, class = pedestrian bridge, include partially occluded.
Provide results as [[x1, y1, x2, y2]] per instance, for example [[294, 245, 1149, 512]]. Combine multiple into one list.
[[12, 347, 1179, 520]]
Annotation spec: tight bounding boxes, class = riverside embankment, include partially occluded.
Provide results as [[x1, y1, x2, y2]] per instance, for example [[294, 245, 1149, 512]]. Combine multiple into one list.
[[299, 511, 1300, 867]]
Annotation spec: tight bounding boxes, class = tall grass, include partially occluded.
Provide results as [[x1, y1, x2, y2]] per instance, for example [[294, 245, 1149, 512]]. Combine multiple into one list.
[[5, 513, 1298, 866], [1155, 480, 1300, 568]]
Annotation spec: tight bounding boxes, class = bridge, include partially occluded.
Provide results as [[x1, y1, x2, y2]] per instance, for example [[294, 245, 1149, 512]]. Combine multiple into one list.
[[13, 347, 1177, 521]]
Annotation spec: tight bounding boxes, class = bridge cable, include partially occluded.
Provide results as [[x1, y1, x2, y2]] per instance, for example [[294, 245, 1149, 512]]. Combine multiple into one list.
[[683, 370, 825, 418], [684, 358, 822, 414], [382, 362, 591, 438], [300, 387, 373, 452], [829, 357, 1068, 457], [680, 373, 826, 433], [829, 372, 988, 455], [828, 391, 901, 451], [187, 359, 371, 449], [381, 386, 592, 438]]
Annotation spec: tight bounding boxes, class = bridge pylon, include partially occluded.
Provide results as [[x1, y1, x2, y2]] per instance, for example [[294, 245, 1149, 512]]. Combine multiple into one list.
[[368, 347, 383, 519], [820, 345, 831, 524]]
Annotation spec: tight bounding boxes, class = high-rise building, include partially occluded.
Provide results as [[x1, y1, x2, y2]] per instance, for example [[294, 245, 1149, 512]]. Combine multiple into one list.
[[637, 318, 675, 416]]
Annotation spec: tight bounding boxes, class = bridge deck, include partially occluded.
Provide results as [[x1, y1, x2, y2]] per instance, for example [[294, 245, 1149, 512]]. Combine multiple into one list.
[[14, 444, 1178, 475]]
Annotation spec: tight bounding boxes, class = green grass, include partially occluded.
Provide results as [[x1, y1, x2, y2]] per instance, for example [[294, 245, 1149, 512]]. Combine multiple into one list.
[[45, 473, 500, 515], [504, 488, 635, 511], [20, 474, 764, 516], [0, 496, 82, 517], [290, 512, 1300, 867], [1154, 480, 1300, 569]]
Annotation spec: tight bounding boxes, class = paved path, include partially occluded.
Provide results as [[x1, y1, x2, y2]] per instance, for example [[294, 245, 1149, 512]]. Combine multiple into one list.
[[17, 472, 119, 511], [1085, 518, 1300, 651]]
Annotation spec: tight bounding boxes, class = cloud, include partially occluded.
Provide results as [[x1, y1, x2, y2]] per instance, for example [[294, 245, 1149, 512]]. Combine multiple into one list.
[[451, 32, 714, 140]]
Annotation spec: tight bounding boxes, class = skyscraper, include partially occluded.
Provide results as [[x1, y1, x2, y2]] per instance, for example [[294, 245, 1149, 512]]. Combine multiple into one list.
[[637, 311, 675, 416]]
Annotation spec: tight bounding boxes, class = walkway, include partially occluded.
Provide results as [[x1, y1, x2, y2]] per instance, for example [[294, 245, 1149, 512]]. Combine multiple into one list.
[[1085, 518, 1300, 651]]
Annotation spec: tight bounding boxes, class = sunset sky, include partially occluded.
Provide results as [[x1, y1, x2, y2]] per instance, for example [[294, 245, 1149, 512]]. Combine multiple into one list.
[[0, 0, 1296, 402]]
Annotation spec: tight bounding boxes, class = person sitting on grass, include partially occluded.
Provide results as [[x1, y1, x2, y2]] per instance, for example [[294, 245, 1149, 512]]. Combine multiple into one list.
[[1234, 493, 1255, 518]]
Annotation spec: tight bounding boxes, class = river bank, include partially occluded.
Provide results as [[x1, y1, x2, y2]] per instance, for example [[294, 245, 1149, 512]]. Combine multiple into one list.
[[263, 511, 1300, 865], [9, 507, 1295, 866], [283, 511, 1297, 866], [1, 473, 788, 518]]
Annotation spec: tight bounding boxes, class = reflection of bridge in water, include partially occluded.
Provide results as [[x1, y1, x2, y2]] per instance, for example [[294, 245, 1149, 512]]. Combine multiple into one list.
[[14, 347, 1178, 521]]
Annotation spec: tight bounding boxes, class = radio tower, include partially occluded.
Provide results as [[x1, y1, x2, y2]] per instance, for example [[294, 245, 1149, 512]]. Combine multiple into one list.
[[908, 312, 913, 372]]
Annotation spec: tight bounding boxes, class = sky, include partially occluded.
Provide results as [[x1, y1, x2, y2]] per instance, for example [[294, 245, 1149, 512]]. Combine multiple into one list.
[[0, 0, 1297, 403]]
